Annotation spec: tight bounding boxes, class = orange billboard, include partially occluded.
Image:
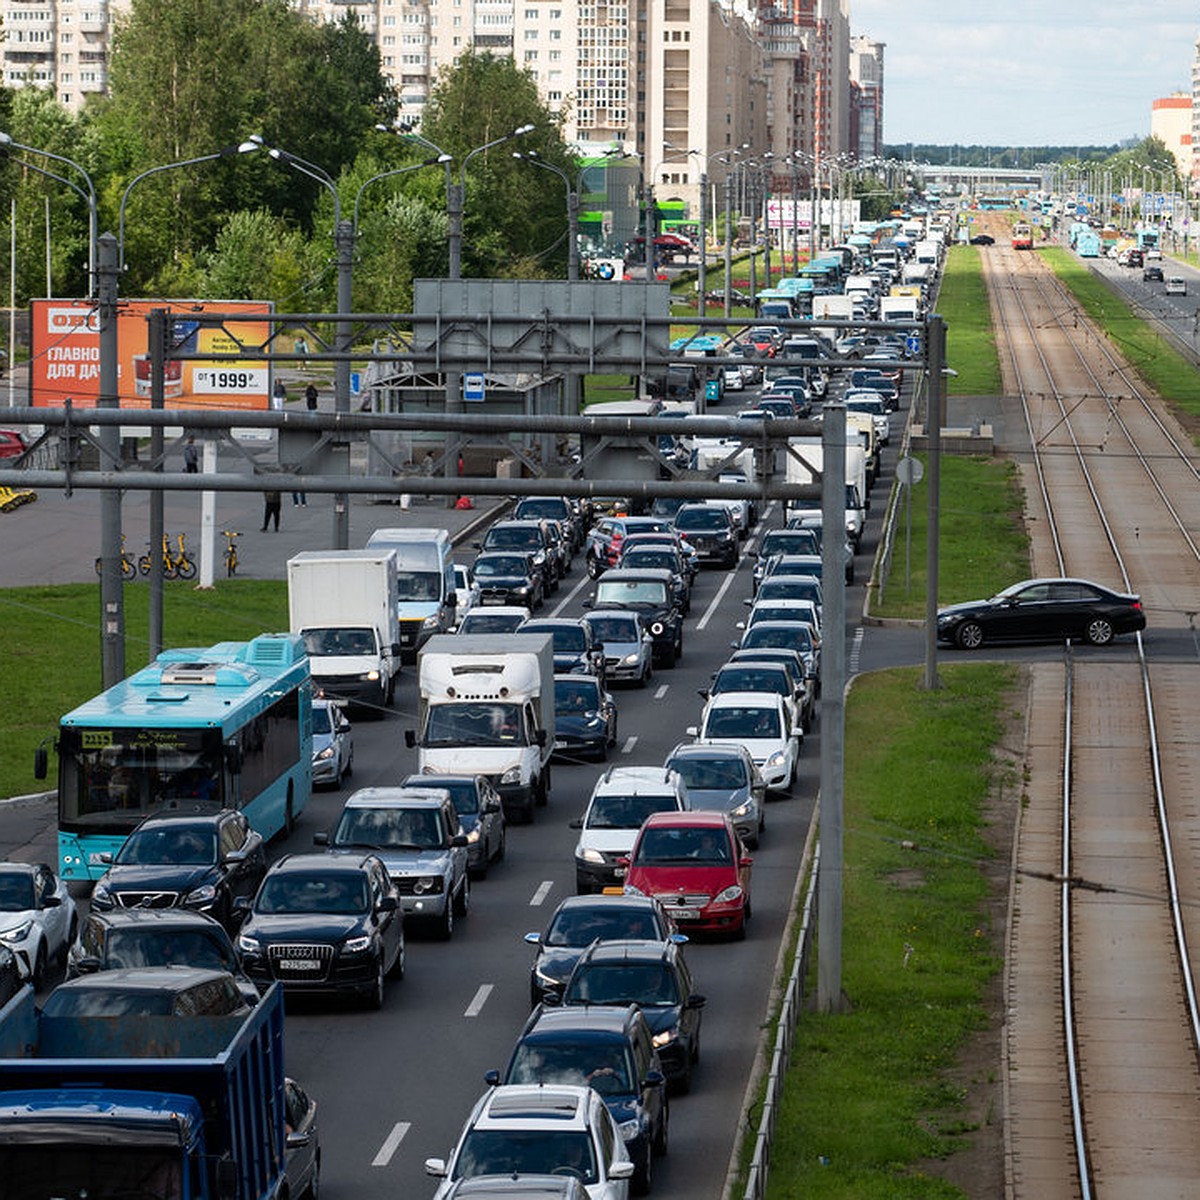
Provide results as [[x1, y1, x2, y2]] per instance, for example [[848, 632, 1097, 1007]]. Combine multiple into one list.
[[30, 299, 274, 410]]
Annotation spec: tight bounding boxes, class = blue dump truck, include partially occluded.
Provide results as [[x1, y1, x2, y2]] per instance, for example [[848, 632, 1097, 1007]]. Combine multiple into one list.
[[0, 981, 286, 1200]]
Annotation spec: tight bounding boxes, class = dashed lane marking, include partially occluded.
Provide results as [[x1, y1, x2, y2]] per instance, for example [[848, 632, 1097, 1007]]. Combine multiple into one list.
[[372, 1122, 411, 1167]]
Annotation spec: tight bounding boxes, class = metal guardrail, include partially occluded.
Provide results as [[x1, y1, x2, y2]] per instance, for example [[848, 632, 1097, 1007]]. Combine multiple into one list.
[[739, 844, 820, 1200]]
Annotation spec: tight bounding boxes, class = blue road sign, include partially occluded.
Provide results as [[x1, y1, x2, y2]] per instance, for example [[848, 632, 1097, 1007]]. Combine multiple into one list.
[[464, 372, 486, 402]]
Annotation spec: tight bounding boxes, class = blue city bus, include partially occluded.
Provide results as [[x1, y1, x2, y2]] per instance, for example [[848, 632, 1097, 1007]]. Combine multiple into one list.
[[43, 634, 313, 882]]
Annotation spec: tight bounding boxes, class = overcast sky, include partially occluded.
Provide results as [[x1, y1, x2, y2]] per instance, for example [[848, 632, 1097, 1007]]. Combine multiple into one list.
[[851, 3, 1197, 148]]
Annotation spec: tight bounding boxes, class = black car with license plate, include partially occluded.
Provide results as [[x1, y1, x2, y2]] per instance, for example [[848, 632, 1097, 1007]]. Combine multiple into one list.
[[586, 568, 684, 668], [552, 674, 618, 763], [671, 504, 737, 569], [937, 577, 1146, 649], [237, 852, 405, 1009], [472, 551, 543, 611]]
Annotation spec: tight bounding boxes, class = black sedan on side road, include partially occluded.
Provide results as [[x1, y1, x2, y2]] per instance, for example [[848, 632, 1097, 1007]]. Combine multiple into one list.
[[937, 577, 1146, 649]]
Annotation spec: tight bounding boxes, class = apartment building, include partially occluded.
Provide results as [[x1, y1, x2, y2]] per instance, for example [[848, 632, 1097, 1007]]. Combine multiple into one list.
[[2, 0, 114, 111]]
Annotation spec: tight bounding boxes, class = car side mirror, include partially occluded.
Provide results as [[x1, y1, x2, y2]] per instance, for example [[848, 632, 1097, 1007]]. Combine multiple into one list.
[[450, 835, 469, 848], [404, 730, 416, 748], [234, 895, 252, 912], [425, 1159, 448, 1179], [536, 729, 548, 748], [42, 895, 61, 909], [33, 747, 48, 780], [378, 895, 398, 913], [686, 993, 707, 1010], [484, 1069, 501, 1087], [740, 855, 754, 867], [75, 956, 102, 974], [644, 1069, 666, 1089], [698, 689, 709, 700], [523, 931, 542, 945], [313, 832, 329, 846], [685, 726, 698, 737], [569, 816, 584, 829]]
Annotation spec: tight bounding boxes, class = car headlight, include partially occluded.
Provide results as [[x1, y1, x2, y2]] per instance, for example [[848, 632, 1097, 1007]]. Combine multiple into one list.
[[650, 621, 665, 636], [651, 1029, 678, 1048], [343, 934, 372, 953], [465, 827, 481, 844], [621, 653, 641, 665], [90, 885, 112, 909], [623, 884, 644, 896], [731, 800, 752, 819], [765, 749, 787, 769], [0, 921, 33, 944], [617, 1119, 641, 1141], [364, 669, 381, 682], [421, 613, 441, 629], [411, 876, 444, 895], [579, 847, 606, 865], [500, 766, 522, 784], [314, 746, 335, 762], [535, 965, 560, 987], [186, 884, 217, 905], [513, 585, 530, 595], [713, 884, 744, 904], [238, 932, 260, 953]]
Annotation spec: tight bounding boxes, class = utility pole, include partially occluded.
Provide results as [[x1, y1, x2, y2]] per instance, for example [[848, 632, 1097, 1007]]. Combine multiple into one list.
[[97, 232, 125, 688], [923, 315, 946, 691]]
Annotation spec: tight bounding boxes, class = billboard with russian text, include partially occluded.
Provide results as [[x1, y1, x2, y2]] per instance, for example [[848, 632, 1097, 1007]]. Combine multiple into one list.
[[30, 299, 273, 410]]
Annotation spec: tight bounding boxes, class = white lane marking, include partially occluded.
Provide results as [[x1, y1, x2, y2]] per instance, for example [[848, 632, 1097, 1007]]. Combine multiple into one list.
[[550, 570, 593, 616], [530, 880, 554, 906], [622, 736, 638, 754], [850, 626, 865, 675], [696, 557, 744, 632], [654, 684, 669, 700], [372, 1122, 411, 1167], [465, 984, 494, 1018]]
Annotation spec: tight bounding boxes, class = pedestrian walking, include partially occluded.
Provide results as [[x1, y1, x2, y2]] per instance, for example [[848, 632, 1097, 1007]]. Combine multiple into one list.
[[272, 379, 287, 410], [305, 382, 319, 411], [183, 437, 199, 473], [292, 488, 307, 507], [261, 489, 282, 532]]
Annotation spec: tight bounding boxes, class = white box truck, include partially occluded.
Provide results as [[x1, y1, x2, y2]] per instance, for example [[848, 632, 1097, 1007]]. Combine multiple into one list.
[[407, 633, 555, 823], [811, 293, 856, 321], [785, 437, 868, 547], [880, 294, 922, 322], [287, 549, 402, 709]]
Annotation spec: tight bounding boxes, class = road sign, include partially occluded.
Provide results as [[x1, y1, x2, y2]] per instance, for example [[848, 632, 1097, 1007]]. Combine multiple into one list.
[[463, 372, 486, 402], [905, 335, 921, 356], [896, 456, 924, 486]]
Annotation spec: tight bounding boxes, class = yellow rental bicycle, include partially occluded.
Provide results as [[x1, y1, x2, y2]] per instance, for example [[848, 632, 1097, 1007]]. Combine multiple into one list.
[[222, 530, 241, 578]]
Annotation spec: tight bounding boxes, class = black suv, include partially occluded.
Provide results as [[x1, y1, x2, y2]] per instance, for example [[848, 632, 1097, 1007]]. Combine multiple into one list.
[[559, 939, 705, 1093], [237, 851, 405, 1009], [514, 496, 586, 553], [68, 908, 260, 1005], [672, 504, 738, 569], [477, 520, 560, 592], [472, 551, 544, 611], [489, 1003, 668, 1194], [89, 809, 267, 933], [586, 567, 684, 667]]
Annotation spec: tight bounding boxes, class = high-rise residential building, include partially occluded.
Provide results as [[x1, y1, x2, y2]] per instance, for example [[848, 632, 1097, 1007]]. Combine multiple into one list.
[[848, 35, 882, 162], [2, 0, 116, 112]]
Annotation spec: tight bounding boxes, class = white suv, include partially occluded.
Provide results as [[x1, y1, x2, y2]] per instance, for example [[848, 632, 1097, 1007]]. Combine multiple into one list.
[[426, 1085, 635, 1200], [570, 766, 689, 894]]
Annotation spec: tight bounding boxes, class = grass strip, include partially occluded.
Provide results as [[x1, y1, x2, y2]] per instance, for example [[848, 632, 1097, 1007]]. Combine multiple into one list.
[[936, 246, 1003, 397], [870, 454, 1030, 620], [1, 580, 287, 797], [1039, 246, 1200, 427], [766, 662, 1017, 1200]]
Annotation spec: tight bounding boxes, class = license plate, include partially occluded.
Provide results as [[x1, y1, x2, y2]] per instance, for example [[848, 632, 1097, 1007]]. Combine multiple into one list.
[[481, 597, 504, 605], [666, 907, 700, 920], [613, 866, 626, 879], [278, 958, 319, 971], [553, 739, 567, 750]]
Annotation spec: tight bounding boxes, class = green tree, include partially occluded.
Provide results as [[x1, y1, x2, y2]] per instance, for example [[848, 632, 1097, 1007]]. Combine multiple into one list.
[[196, 208, 318, 309], [419, 50, 574, 277]]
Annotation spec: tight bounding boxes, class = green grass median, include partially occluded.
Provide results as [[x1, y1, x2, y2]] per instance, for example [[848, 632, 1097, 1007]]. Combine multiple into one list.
[[937, 246, 1002, 397]]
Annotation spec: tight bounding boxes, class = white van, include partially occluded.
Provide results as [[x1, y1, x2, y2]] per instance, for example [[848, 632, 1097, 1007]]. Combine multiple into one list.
[[366, 527, 457, 661]]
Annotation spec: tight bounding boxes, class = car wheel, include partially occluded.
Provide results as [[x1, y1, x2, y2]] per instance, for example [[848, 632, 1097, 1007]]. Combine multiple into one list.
[[955, 621, 984, 650], [304, 1152, 321, 1200], [638, 661, 652, 689], [344, 745, 354, 778], [284, 797, 295, 838], [31, 943, 46, 991], [633, 1143, 653, 1195], [654, 1104, 669, 1157], [675, 1060, 692, 1095], [1085, 616, 1115, 646], [659, 640, 676, 669], [587, 554, 602, 579], [388, 932, 406, 980], [438, 898, 455, 940], [364, 954, 385, 1010], [454, 874, 471, 918], [494, 826, 506, 863], [592, 739, 609, 762]]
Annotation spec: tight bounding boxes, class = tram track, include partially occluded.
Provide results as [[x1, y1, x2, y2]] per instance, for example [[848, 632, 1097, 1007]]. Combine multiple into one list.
[[984, 233, 1200, 1197]]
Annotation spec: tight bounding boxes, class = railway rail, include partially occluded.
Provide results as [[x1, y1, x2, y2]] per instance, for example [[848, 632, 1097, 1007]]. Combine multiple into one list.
[[986, 235, 1200, 1197]]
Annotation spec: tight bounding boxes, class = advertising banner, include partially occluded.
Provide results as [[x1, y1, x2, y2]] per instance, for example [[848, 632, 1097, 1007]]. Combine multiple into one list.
[[30, 299, 274, 410]]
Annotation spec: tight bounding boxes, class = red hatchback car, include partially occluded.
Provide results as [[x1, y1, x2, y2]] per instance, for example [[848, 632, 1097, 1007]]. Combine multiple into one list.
[[622, 810, 752, 940]]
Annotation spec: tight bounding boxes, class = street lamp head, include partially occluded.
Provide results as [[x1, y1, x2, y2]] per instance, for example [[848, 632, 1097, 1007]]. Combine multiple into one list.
[[0, 132, 12, 147], [514, 124, 536, 136], [236, 139, 263, 154]]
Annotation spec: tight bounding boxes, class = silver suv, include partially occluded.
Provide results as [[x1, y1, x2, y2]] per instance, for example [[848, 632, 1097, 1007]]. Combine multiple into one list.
[[316, 786, 470, 940], [570, 766, 689, 894]]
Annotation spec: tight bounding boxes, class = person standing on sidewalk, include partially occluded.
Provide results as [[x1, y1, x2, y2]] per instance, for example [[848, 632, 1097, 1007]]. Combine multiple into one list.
[[305, 382, 319, 411], [261, 488, 282, 532], [184, 437, 199, 473]]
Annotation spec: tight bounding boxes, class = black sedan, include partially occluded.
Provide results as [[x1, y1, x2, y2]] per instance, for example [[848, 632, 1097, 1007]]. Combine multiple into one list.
[[472, 551, 543, 611], [553, 674, 618, 763], [969, 234, 995, 246], [937, 578, 1146, 650]]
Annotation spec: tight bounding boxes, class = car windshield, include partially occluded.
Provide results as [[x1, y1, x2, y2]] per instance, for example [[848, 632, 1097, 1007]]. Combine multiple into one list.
[[743, 626, 814, 652], [255, 872, 371, 915], [595, 580, 668, 606], [585, 616, 639, 643], [556, 681, 601, 713], [760, 532, 817, 557], [395, 571, 442, 601], [634, 826, 733, 865], [116, 825, 216, 866], [588, 792, 678, 829], [675, 509, 726, 532], [622, 549, 676, 572], [713, 669, 788, 698], [565, 962, 680, 1008], [332, 806, 443, 850], [669, 756, 749, 790], [424, 702, 524, 747], [311, 706, 334, 736], [302, 628, 376, 657], [454, 1130, 597, 1184], [0, 873, 35, 911], [459, 613, 526, 634], [516, 500, 569, 520], [486, 528, 540, 551], [474, 555, 528, 578], [705, 706, 783, 740], [544, 905, 661, 947], [531, 625, 585, 653], [507, 1042, 633, 1094], [105, 928, 235, 972], [41, 989, 176, 1017]]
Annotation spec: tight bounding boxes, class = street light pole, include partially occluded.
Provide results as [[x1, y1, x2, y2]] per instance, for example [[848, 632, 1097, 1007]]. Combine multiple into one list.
[[512, 150, 580, 280]]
